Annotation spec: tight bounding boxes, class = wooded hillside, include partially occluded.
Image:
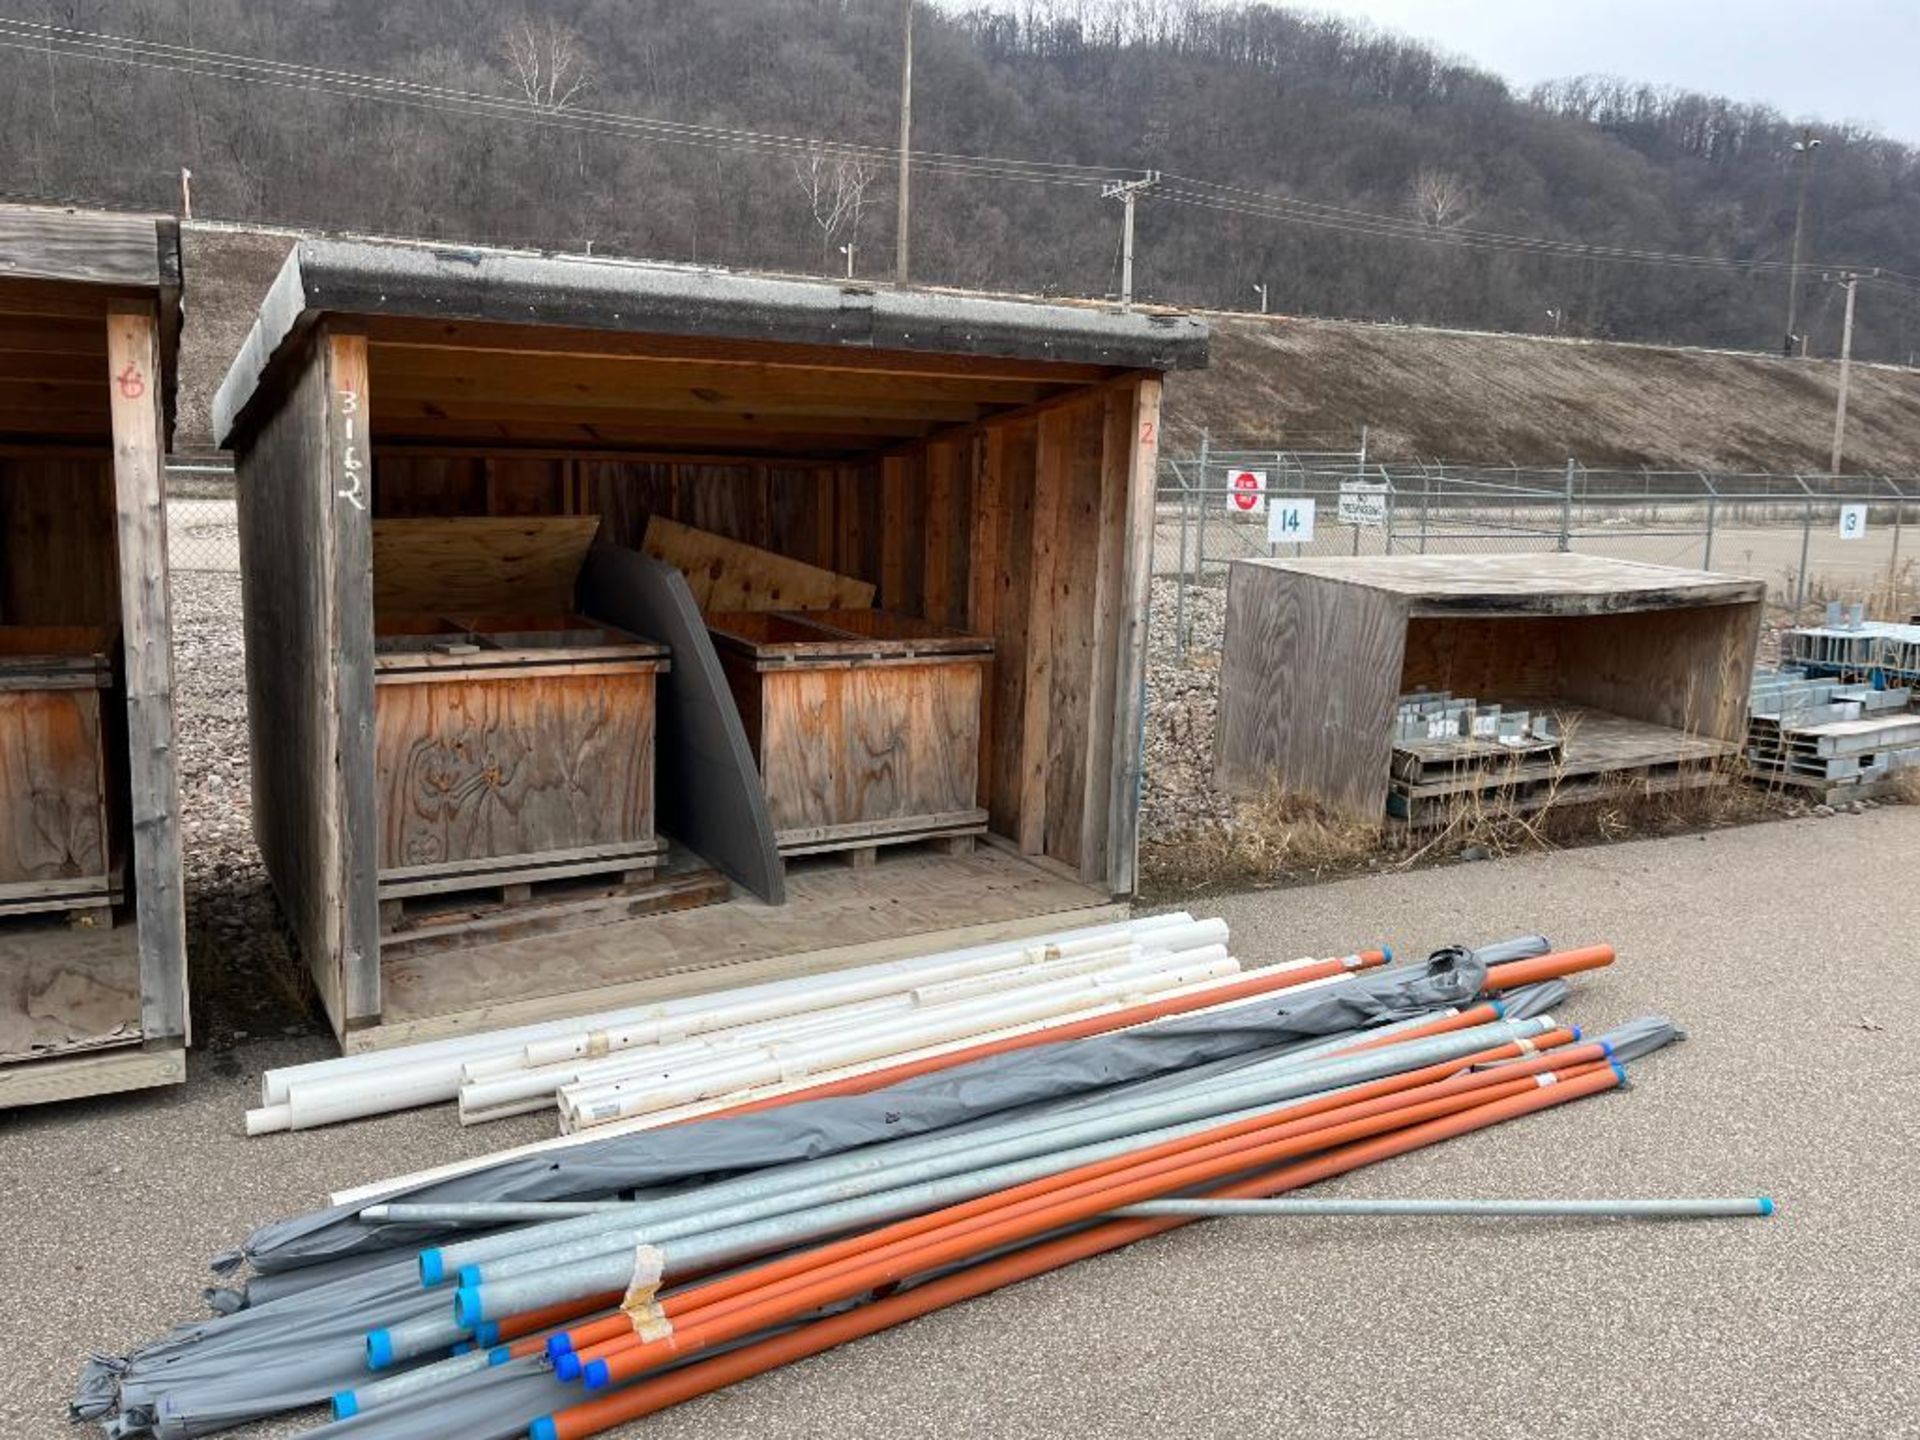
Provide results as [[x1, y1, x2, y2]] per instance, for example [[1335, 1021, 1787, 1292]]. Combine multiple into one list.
[[7, 0, 1917, 363]]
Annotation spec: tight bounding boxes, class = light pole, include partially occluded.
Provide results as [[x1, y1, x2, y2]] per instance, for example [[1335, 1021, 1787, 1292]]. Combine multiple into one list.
[[1830, 271, 1862, 475], [840, 241, 856, 280], [1785, 129, 1821, 357], [1251, 282, 1268, 314]]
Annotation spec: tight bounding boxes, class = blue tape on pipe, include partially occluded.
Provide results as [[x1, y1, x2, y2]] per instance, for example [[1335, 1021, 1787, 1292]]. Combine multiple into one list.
[[456, 1288, 483, 1329], [1381, 944, 1393, 964], [1598, 1040, 1615, 1059], [366, 1329, 394, 1371], [460, 1264, 483, 1289], [1488, 998, 1506, 1018], [452, 1342, 474, 1357], [530, 1418, 559, 1440], [554, 1350, 583, 1383], [1760, 1197, 1777, 1216], [584, 1358, 611, 1390], [490, 1345, 512, 1366], [1610, 1061, 1628, 1084], [420, 1249, 445, 1287], [546, 1333, 574, 1360], [476, 1321, 501, 1347], [1569, 1024, 1582, 1041], [332, 1392, 359, 1421]]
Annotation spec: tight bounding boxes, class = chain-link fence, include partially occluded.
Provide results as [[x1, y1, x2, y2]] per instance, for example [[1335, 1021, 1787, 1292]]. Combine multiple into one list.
[[1157, 447, 1920, 654]]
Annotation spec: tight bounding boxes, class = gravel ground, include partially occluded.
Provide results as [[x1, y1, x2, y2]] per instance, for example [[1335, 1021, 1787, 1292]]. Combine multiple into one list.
[[1141, 576, 1232, 847], [4, 810, 1916, 1439]]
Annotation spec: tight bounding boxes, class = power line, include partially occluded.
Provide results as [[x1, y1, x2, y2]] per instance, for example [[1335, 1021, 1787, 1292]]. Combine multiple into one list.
[[3, 15, 1917, 292]]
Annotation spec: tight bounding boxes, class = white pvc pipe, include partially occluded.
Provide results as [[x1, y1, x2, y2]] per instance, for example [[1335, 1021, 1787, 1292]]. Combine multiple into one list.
[[254, 913, 1199, 1131], [558, 954, 1239, 1133], [326, 955, 1349, 1207]]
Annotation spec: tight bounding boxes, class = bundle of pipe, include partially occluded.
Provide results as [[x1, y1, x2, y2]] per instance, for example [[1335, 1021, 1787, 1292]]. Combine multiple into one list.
[[82, 936, 1675, 1439], [456, 915, 1246, 1129], [252, 913, 1242, 1134]]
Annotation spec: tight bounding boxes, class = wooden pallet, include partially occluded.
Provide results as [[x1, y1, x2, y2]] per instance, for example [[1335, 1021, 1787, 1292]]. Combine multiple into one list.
[[1391, 733, 1563, 785], [378, 849, 726, 961], [776, 810, 990, 867], [1390, 763, 1724, 827]]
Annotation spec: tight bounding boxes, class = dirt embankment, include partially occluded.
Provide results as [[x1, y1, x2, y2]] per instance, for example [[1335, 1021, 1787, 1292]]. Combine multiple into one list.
[[1164, 313, 1920, 473]]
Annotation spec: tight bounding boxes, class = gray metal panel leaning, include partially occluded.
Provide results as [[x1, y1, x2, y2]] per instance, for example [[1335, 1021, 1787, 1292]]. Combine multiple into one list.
[[212, 235, 1210, 447]]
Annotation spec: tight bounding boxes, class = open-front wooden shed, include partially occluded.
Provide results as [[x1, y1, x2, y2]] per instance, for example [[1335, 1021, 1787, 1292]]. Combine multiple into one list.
[[214, 239, 1206, 1049], [0, 205, 188, 1106]]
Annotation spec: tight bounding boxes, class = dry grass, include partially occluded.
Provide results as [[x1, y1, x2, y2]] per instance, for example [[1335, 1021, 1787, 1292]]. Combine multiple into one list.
[[1138, 752, 1813, 904]]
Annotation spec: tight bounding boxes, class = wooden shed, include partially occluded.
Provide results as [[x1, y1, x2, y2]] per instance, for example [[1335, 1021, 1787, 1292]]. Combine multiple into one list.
[[214, 238, 1205, 1050], [1213, 554, 1765, 823], [0, 205, 188, 1106]]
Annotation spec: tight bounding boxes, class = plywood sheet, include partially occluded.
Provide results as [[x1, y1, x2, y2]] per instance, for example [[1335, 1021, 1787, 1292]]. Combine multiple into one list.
[[372, 516, 601, 615], [0, 688, 110, 887], [0, 921, 140, 1061], [642, 514, 873, 612]]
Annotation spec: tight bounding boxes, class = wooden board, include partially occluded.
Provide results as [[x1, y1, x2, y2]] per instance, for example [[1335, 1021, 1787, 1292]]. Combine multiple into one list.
[[1390, 706, 1733, 800], [0, 456, 119, 625], [372, 515, 601, 615], [642, 514, 873, 612], [0, 206, 167, 289], [0, 920, 140, 1062], [1213, 560, 1409, 817], [0, 687, 112, 892], [0, 1041, 184, 1109], [371, 845, 1115, 1044], [372, 665, 659, 878], [1255, 553, 1766, 613]]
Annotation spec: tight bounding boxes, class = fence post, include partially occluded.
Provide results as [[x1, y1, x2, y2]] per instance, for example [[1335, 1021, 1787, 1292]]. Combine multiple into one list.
[[1174, 462, 1191, 657], [1419, 468, 1431, 554], [1888, 478, 1905, 585], [1381, 463, 1396, 555], [1796, 494, 1813, 613], [1194, 428, 1210, 591], [1558, 457, 1574, 552], [1700, 471, 1718, 570]]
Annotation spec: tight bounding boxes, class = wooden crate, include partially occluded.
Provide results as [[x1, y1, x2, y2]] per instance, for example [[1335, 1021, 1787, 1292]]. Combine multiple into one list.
[[0, 627, 121, 920], [707, 609, 993, 858], [372, 613, 670, 907], [1214, 554, 1766, 821]]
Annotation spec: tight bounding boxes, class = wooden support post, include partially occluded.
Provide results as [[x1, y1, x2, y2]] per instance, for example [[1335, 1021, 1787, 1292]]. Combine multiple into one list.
[[970, 428, 1006, 811], [106, 301, 188, 1044], [324, 329, 384, 1026], [1078, 388, 1132, 883], [1104, 377, 1161, 896], [1019, 409, 1068, 853], [923, 439, 955, 625], [881, 455, 909, 610]]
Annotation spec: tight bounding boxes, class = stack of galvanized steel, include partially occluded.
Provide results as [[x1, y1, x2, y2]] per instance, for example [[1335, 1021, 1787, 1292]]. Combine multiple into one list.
[[1388, 691, 1563, 821], [1750, 605, 1920, 800]]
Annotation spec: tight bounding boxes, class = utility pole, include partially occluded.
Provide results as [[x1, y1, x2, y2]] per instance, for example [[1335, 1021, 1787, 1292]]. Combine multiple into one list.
[[1785, 129, 1821, 357], [894, 0, 912, 285], [1101, 171, 1159, 311], [1830, 272, 1860, 475], [1251, 281, 1268, 314]]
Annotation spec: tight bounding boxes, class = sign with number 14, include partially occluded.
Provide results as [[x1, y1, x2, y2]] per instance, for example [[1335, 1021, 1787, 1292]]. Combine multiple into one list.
[[1267, 497, 1316, 544]]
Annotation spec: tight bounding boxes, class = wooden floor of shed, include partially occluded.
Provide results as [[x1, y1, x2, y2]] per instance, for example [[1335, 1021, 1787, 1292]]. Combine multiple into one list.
[[0, 915, 141, 1065], [360, 843, 1119, 1050]]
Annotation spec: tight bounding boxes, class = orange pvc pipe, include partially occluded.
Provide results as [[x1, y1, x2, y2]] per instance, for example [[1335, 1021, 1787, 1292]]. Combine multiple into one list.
[[493, 1291, 622, 1345], [543, 1025, 1578, 1363], [675, 950, 1390, 1127], [657, 1039, 1596, 1339], [593, 1060, 1614, 1385], [1341, 1002, 1504, 1051], [1482, 944, 1614, 991], [544, 1064, 1621, 1438]]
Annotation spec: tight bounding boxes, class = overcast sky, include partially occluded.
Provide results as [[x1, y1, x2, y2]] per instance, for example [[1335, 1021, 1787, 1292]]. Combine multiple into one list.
[[1302, 0, 1920, 141]]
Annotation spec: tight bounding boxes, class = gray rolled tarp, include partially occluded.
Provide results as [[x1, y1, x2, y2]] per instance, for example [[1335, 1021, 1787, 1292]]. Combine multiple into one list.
[[235, 941, 1535, 1277]]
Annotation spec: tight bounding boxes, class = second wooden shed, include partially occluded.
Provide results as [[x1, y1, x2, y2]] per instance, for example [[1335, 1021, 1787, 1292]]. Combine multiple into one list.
[[214, 239, 1206, 1049], [0, 204, 188, 1106]]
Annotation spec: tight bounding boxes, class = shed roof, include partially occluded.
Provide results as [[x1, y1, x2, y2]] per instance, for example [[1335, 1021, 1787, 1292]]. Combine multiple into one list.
[[214, 237, 1208, 450], [1243, 554, 1765, 613]]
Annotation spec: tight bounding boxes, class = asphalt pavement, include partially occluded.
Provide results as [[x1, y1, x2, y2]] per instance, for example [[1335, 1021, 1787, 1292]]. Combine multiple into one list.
[[5, 808, 1917, 1440]]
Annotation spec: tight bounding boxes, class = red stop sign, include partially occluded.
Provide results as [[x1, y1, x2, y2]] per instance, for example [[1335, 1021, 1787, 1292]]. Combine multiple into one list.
[[1229, 471, 1264, 510]]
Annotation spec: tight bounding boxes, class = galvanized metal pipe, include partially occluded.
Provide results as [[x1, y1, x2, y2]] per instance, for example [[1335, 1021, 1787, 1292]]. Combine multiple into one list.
[[1114, 1197, 1775, 1218]]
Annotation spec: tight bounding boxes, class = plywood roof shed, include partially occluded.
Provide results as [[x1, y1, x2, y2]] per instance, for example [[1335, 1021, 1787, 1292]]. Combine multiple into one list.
[[214, 237, 1207, 1049], [0, 203, 188, 1106]]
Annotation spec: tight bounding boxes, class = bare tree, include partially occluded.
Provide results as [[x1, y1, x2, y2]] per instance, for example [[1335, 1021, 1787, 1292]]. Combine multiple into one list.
[[791, 146, 879, 273], [1410, 168, 1477, 229], [498, 15, 593, 111]]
